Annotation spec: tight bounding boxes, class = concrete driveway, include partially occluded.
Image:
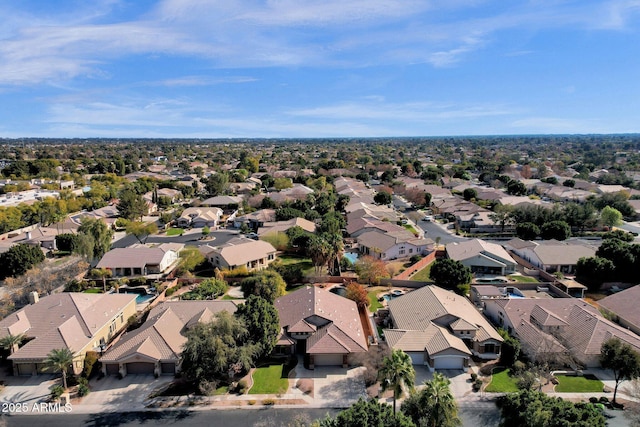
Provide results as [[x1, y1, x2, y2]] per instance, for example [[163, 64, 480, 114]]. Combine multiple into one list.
[[0, 374, 59, 407], [77, 375, 172, 413], [292, 359, 368, 408]]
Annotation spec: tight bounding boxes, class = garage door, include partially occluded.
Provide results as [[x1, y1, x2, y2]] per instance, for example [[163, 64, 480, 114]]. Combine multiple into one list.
[[16, 363, 35, 376], [313, 354, 344, 366], [126, 362, 155, 375], [106, 364, 119, 375], [407, 352, 424, 365], [161, 363, 176, 374], [433, 357, 464, 370]]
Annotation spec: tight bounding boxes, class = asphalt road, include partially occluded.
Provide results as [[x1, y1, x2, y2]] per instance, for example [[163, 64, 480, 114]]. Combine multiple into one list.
[[415, 218, 467, 245], [1, 407, 501, 427], [111, 229, 241, 250]]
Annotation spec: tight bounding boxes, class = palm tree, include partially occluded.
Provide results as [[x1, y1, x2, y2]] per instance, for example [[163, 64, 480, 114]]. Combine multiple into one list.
[[91, 268, 112, 293], [421, 372, 461, 427], [45, 348, 74, 390], [0, 333, 25, 354], [379, 349, 416, 415]]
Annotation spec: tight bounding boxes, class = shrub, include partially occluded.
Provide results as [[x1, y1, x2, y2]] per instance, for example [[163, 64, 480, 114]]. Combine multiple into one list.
[[599, 397, 609, 403], [262, 398, 276, 406], [236, 380, 248, 394], [473, 378, 483, 392], [589, 397, 599, 403], [83, 351, 100, 379], [409, 255, 423, 265], [65, 279, 88, 292], [248, 400, 256, 405], [223, 266, 250, 278], [470, 373, 478, 382], [77, 384, 90, 397], [50, 385, 65, 401], [512, 361, 526, 376], [165, 286, 179, 296]]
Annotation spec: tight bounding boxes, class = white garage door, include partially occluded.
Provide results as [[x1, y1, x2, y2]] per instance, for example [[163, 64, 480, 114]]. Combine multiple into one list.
[[313, 354, 344, 366], [433, 356, 464, 370], [407, 352, 424, 365]]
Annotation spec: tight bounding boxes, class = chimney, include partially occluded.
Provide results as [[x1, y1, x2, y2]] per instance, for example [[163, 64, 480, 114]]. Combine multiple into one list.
[[26, 231, 32, 240], [28, 291, 39, 304]]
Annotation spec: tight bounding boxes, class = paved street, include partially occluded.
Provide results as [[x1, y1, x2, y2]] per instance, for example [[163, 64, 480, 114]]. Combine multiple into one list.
[[111, 228, 241, 249]]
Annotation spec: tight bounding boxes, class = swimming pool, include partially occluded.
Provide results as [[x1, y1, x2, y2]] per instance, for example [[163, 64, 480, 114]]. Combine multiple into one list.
[[136, 294, 156, 304], [343, 253, 359, 264]]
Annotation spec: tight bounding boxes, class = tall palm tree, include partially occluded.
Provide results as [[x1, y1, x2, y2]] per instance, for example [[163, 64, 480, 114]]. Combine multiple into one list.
[[45, 348, 74, 390], [421, 372, 461, 427], [91, 267, 112, 293], [379, 349, 416, 415], [0, 333, 25, 354]]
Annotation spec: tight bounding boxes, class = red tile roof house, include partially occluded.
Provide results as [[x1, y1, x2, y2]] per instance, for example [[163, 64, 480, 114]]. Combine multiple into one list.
[[0, 292, 137, 376], [274, 286, 369, 369], [100, 300, 240, 377]]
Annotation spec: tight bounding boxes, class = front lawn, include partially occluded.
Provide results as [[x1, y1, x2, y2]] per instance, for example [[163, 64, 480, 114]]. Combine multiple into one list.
[[249, 363, 289, 394], [166, 228, 184, 236], [554, 375, 603, 393], [508, 275, 539, 283], [411, 262, 433, 282], [368, 291, 383, 312], [485, 367, 519, 393], [276, 254, 314, 274]]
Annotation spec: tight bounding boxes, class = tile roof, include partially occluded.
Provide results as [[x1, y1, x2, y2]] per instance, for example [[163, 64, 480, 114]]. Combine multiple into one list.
[[205, 238, 277, 267], [274, 286, 367, 354], [101, 300, 240, 363], [599, 286, 640, 330], [446, 239, 515, 266], [388, 285, 502, 343], [0, 293, 136, 360], [530, 241, 596, 266], [385, 324, 472, 356], [96, 244, 180, 270]]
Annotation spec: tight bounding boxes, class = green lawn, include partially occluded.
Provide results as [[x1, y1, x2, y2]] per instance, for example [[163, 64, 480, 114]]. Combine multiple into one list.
[[166, 227, 184, 236], [276, 254, 314, 274], [554, 375, 603, 393], [83, 288, 103, 294], [368, 291, 383, 312], [403, 224, 419, 235], [249, 364, 289, 394], [411, 262, 433, 282], [221, 294, 243, 300], [508, 275, 539, 283], [485, 367, 519, 393]]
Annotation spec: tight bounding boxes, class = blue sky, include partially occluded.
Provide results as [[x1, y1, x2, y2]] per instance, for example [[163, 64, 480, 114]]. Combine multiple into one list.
[[1, 0, 639, 138]]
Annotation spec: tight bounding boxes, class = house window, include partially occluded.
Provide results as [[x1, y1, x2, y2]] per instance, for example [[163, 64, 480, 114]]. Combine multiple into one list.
[[109, 321, 116, 334], [120, 314, 124, 324], [484, 343, 496, 353], [268, 254, 274, 260], [409, 249, 413, 254], [399, 249, 405, 255]]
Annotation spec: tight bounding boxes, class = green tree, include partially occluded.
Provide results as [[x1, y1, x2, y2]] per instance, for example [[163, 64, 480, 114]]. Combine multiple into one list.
[[462, 188, 477, 201], [91, 267, 112, 293], [498, 328, 521, 367], [181, 311, 257, 392], [497, 390, 605, 427], [516, 221, 539, 240], [55, 233, 80, 252], [576, 257, 616, 292], [601, 206, 623, 228], [506, 180, 527, 196], [240, 270, 286, 303], [273, 177, 293, 190], [236, 295, 280, 357], [401, 372, 461, 427], [181, 278, 228, 300], [429, 259, 473, 294], [204, 172, 229, 196], [77, 217, 113, 260], [176, 246, 206, 276], [117, 189, 148, 221], [374, 191, 392, 205], [125, 221, 158, 244], [46, 348, 74, 390], [540, 220, 571, 241], [319, 398, 415, 427], [307, 235, 331, 274], [0, 243, 45, 279], [0, 333, 25, 355], [489, 205, 513, 232], [379, 349, 416, 415], [600, 337, 640, 404]]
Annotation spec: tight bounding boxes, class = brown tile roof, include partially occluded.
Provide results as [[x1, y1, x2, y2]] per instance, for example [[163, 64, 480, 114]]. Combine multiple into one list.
[[599, 286, 640, 330], [274, 286, 367, 354], [0, 293, 136, 360], [101, 300, 240, 363], [96, 244, 180, 270], [388, 285, 502, 343], [385, 324, 471, 356], [208, 238, 277, 267]]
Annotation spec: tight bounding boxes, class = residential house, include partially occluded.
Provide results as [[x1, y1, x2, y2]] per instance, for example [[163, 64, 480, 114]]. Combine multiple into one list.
[[483, 298, 640, 367], [201, 195, 244, 208], [505, 239, 596, 275], [386, 285, 503, 370], [357, 229, 433, 260], [446, 239, 517, 275], [96, 243, 183, 278], [234, 209, 277, 229], [100, 300, 240, 377], [200, 237, 277, 272], [598, 286, 640, 336], [0, 292, 136, 376], [274, 286, 368, 368], [258, 217, 316, 236], [177, 207, 223, 228]]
